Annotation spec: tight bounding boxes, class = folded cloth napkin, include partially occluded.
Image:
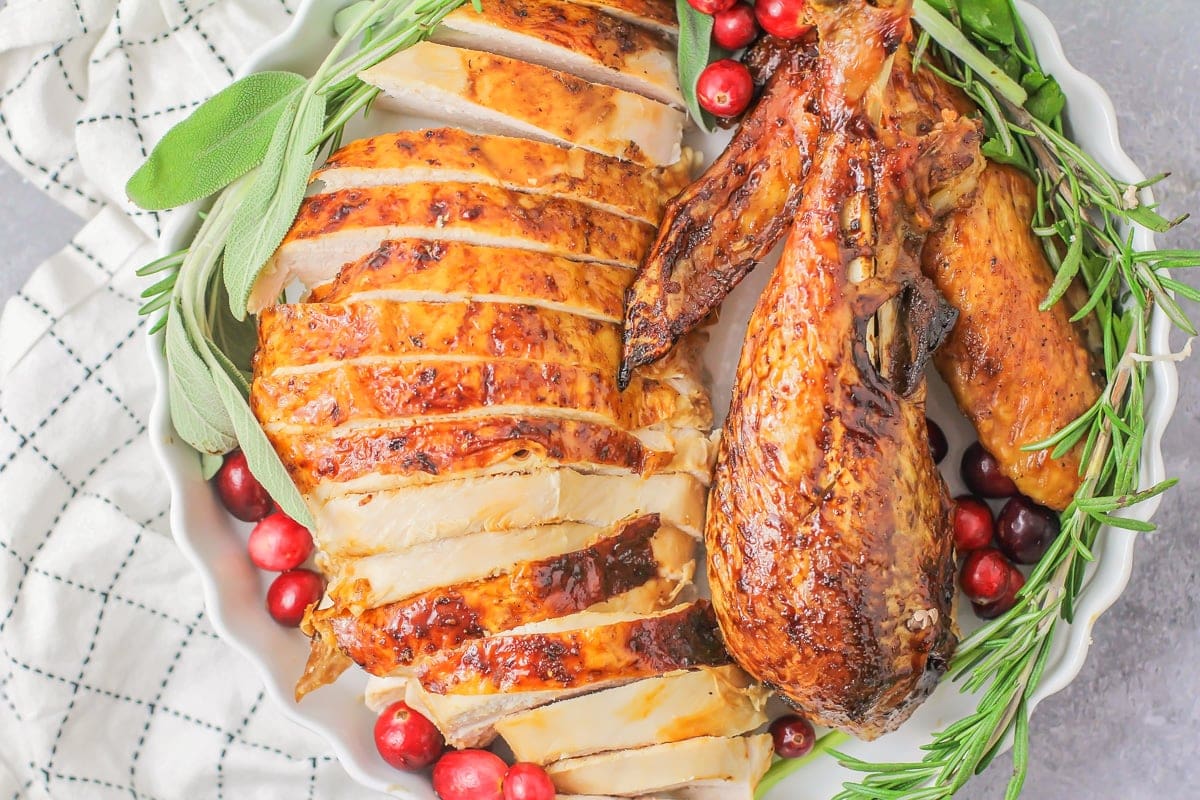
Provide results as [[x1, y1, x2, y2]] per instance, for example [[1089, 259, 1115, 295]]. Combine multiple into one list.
[[0, 2, 388, 797]]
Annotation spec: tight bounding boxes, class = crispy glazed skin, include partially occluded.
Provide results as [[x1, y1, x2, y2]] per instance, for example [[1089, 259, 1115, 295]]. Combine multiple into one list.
[[255, 301, 621, 374], [416, 602, 727, 695], [923, 164, 1101, 509], [253, 359, 697, 433], [324, 515, 678, 674], [283, 183, 654, 270], [706, 130, 961, 739], [306, 239, 632, 320], [314, 129, 691, 224], [620, 41, 820, 383], [567, 0, 677, 35], [270, 415, 670, 494]]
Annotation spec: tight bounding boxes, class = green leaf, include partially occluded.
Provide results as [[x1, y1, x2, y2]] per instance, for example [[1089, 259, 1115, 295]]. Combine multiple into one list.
[[164, 303, 237, 453], [959, 0, 1016, 46], [126, 72, 307, 210], [981, 136, 1027, 168], [675, 0, 714, 133], [223, 90, 327, 319], [207, 361, 313, 527], [1023, 72, 1065, 124], [200, 451, 224, 480]]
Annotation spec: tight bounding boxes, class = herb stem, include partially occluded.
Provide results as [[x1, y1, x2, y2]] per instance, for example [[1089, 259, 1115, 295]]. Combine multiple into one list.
[[911, 0, 1027, 106]]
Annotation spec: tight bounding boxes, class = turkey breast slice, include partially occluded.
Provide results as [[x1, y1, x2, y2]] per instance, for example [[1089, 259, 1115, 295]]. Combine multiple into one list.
[[248, 182, 654, 311], [495, 665, 768, 765], [265, 414, 715, 495], [360, 42, 683, 166], [305, 239, 634, 319], [311, 468, 709, 557], [253, 359, 703, 436], [566, 0, 677, 37], [325, 522, 696, 614], [544, 735, 774, 799], [311, 130, 692, 225], [415, 602, 726, 695], [255, 301, 623, 375], [432, 0, 681, 107]]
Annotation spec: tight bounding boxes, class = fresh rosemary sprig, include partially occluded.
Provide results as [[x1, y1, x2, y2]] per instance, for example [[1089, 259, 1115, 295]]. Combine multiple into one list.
[[133, 0, 468, 512], [799, 2, 1199, 799]]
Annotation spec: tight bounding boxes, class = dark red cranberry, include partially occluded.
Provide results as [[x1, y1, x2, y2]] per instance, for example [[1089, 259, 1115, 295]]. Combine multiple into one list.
[[696, 59, 754, 117], [996, 495, 1060, 564], [712, 4, 759, 50], [927, 418, 948, 464], [769, 714, 815, 758], [502, 763, 555, 800], [960, 442, 1019, 498], [686, 0, 737, 13], [248, 512, 314, 572], [952, 495, 995, 553], [433, 750, 508, 800], [974, 566, 1026, 619], [265, 569, 325, 627], [214, 450, 273, 522], [374, 701, 445, 771], [959, 548, 1012, 604]]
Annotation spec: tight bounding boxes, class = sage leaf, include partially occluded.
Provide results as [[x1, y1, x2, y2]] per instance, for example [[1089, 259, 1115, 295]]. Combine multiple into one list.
[[223, 91, 327, 319], [200, 451, 224, 481], [207, 361, 313, 527], [164, 304, 237, 453], [675, 0, 714, 133], [127, 72, 307, 211]]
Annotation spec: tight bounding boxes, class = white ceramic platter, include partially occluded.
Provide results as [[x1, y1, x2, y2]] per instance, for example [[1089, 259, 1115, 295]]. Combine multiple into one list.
[[146, 2, 1180, 797]]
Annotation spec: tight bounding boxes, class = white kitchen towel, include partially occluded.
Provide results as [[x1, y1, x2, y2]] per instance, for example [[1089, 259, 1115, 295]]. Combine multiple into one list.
[[0, 2, 389, 797]]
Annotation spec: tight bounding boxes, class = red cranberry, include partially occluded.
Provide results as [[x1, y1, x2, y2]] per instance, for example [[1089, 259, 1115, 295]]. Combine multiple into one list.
[[927, 418, 948, 464], [960, 442, 1019, 498], [754, 0, 811, 39], [686, 0, 737, 13], [214, 450, 273, 522], [959, 548, 1012, 605], [696, 59, 754, 117], [712, 4, 759, 50], [996, 496, 1060, 564], [433, 750, 508, 800], [974, 566, 1026, 620], [374, 701, 445, 771], [952, 495, 995, 553], [502, 763, 555, 800], [265, 569, 325, 627], [769, 714, 815, 758], [248, 512, 314, 572]]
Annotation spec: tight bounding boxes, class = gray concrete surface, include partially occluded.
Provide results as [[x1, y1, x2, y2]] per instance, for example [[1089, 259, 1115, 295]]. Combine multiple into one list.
[[0, 2, 1197, 798]]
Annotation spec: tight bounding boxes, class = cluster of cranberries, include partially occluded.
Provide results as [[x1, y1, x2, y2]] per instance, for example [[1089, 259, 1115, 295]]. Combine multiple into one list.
[[689, 0, 810, 117], [925, 422, 1062, 620], [213, 450, 324, 627], [374, 700, 555, 800]]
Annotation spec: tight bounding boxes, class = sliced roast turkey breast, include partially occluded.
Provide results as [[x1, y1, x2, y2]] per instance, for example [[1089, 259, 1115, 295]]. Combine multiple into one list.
[[253, 358, 702, 436], [566, 0, 677, 37], [255, 301, 623, 376], [495, 665, 768, 764], [360, 42, 683, 166], [544, 735, 774, 799], [266, 414, 715, 495], [319, 516, 697, 673], [327, 524, 695, 615], [432, 0, 681, 107], [415, 601, 726, 695], [248, 182, 655, 311], [311, 130, 691, 225], [311, 469, 709, 557], [304, 239, 634, 319]]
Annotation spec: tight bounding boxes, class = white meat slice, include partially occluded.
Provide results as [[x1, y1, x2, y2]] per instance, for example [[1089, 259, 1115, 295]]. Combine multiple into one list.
[[432, 0, 682, 107], [312, 469, 708, 557], [361, 42, 683, 166], [544, 735, 775, 799], [326, 524, 696, 611], [495, 665, 769, 764], [567, 0, 677, 37]]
